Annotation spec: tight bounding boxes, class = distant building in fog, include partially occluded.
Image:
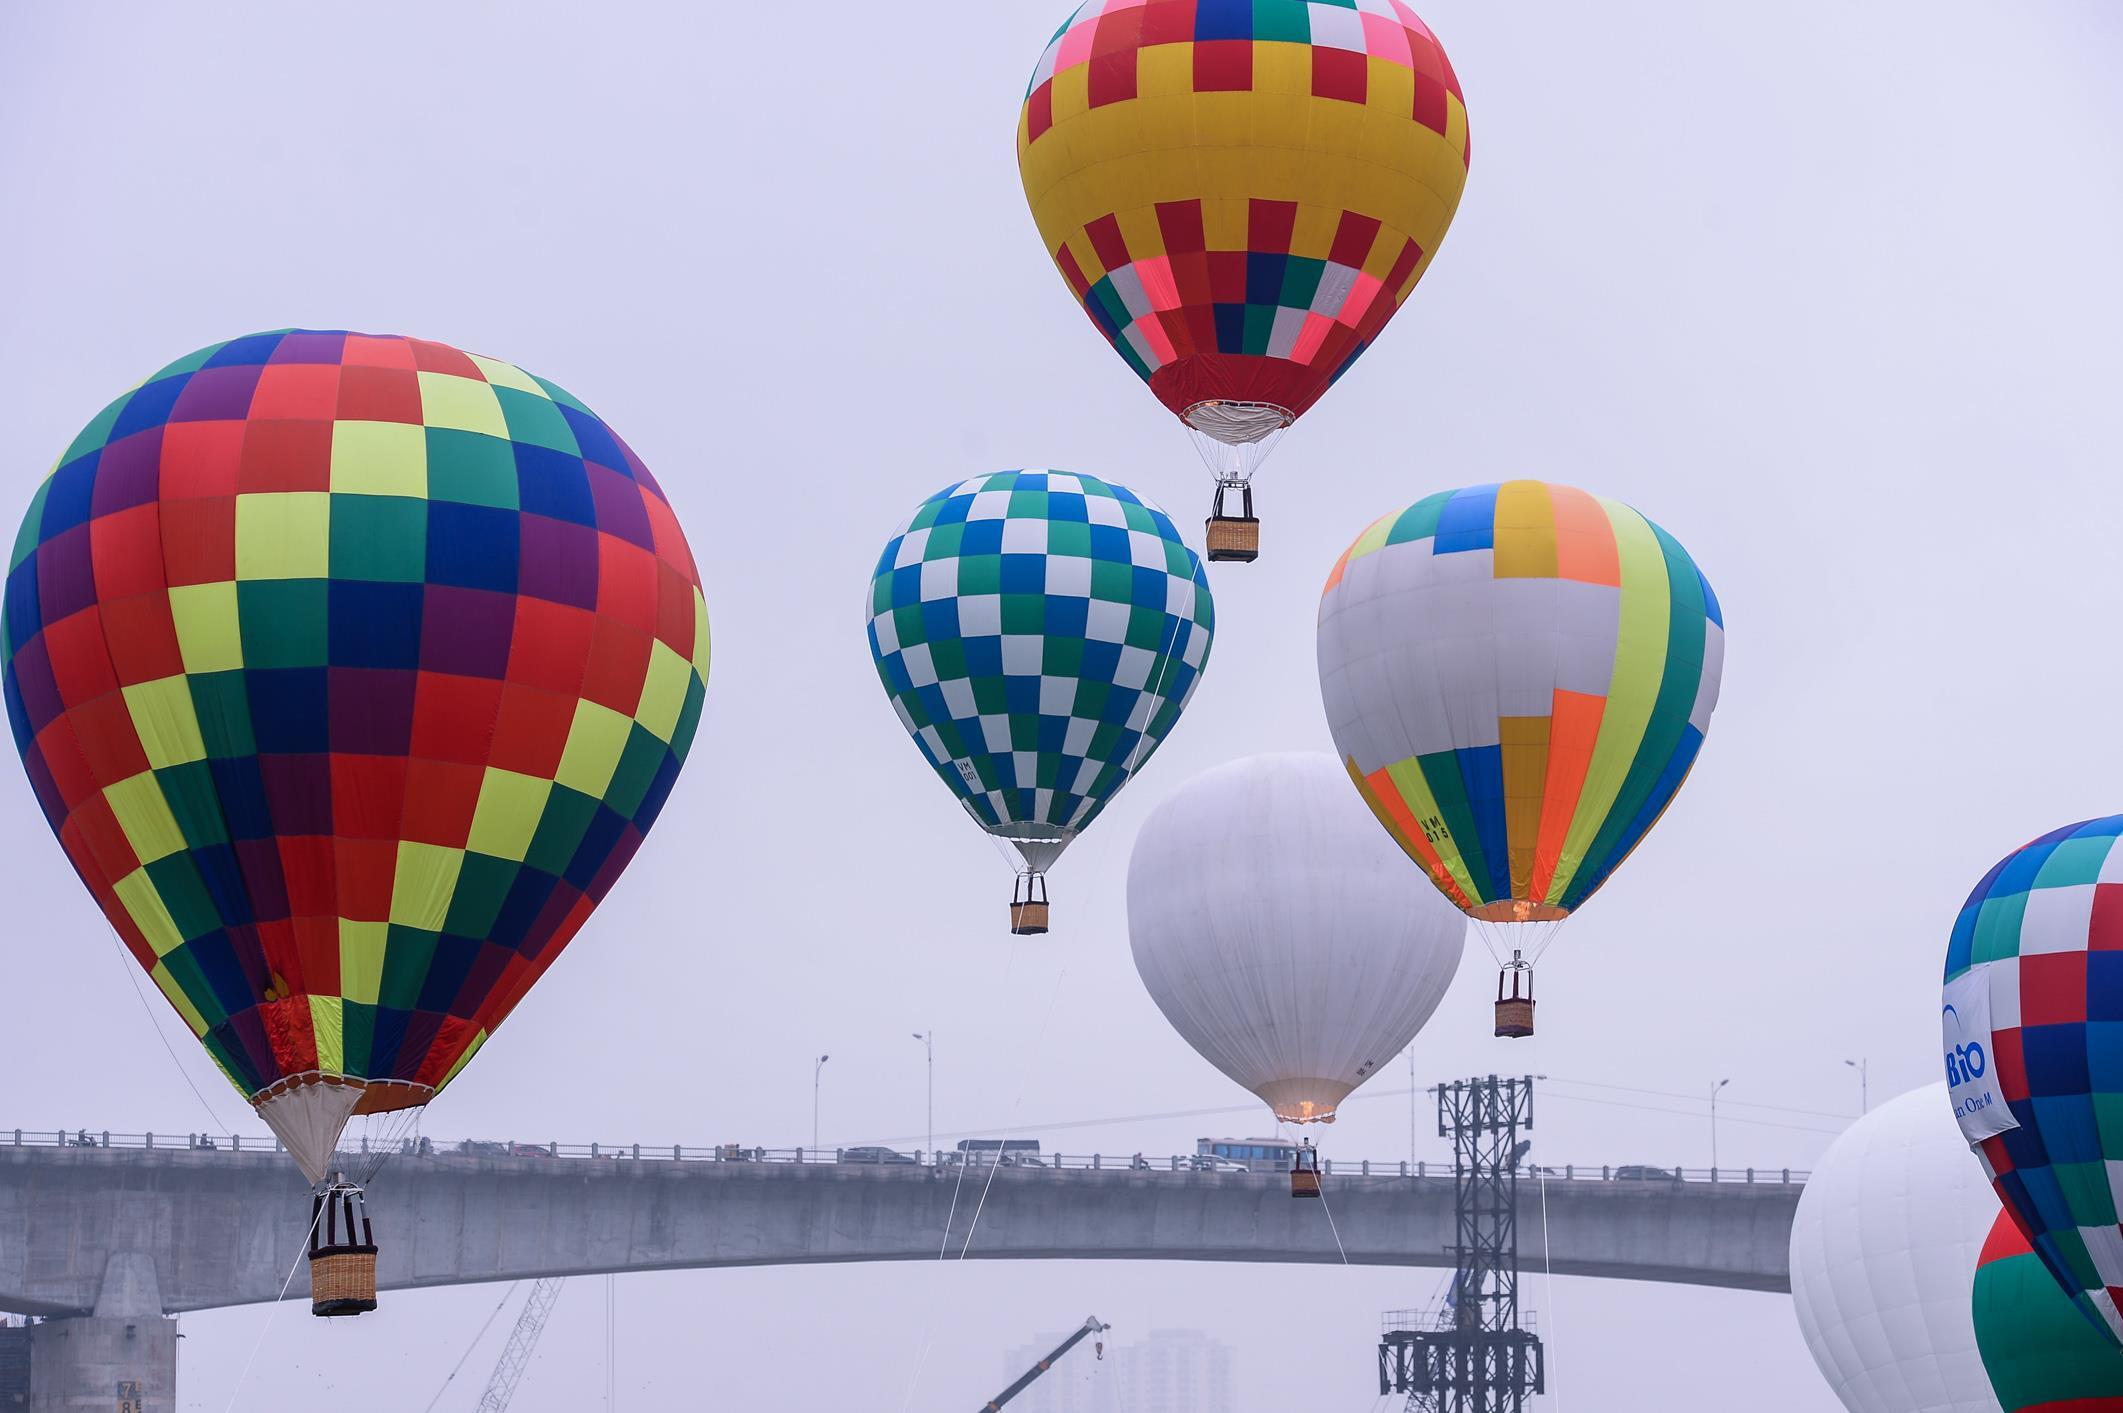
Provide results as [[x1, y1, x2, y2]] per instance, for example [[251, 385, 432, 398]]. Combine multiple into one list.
[[1002, 1328, 1233, 1413]]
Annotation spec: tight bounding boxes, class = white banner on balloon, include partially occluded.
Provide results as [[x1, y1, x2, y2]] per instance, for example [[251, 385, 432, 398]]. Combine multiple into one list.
[[1943, 965, 2020, 1145]]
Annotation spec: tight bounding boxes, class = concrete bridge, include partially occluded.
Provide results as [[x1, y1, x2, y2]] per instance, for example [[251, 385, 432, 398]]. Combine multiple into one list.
[[0, 1137, 1805, 1409], [0, 1138, 1804, 1314]]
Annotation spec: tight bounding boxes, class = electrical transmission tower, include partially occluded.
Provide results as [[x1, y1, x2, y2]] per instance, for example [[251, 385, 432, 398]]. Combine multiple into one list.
[[476, 1277, 567, 1412], [1379, 1075, 1545, 1412]]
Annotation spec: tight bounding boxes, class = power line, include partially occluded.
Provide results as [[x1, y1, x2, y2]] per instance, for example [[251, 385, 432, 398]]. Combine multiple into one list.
[[840, 1072, 1853, 1152], [1545, 1091, 1845, 1137], [1542, 1076, 1853, 1122]]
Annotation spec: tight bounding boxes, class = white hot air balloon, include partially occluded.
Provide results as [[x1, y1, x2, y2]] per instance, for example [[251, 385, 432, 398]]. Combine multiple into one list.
[[1789, 1083, 2003, 1413], [1127, 752, 1467, 1124]]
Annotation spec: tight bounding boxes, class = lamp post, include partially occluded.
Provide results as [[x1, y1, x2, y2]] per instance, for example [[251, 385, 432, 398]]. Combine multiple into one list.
[[1709, 1078, 1731, 1174], [1844, 1057, 1869, 1114], [911, 1032, 934, 1161], [813, 1054, 830, 1153]]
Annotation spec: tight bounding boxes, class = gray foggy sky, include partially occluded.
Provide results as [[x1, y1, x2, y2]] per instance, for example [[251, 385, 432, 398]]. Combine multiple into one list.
[[3, 2, 2122, 1409]]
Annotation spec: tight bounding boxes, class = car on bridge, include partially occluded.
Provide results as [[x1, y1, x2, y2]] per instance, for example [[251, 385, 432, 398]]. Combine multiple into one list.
[[839, 1146, 917, 1165], [453, 1141, 558, 1159], [1612, 1165, 1680, 1182]]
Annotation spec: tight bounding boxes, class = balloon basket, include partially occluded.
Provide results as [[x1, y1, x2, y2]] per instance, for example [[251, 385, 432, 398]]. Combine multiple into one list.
[[1010, 872, 1050, 936], [308, 1181, 378, 1317], [1205, 516, 1259, 563], [1205, 483, 1259, 563], [309, 1251, 377, 1317], [1494, 958, 1535, 1040], [1290, 1141, 1321, 1199]]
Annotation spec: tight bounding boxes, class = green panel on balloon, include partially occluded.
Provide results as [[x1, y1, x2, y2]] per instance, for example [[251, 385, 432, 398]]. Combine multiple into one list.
[[1974, 1212, 2123, 1411]]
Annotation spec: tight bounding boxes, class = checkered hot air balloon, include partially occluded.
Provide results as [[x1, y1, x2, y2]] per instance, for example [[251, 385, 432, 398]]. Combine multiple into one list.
[[2, 331, 711, 1201], [1945, 818, 2123, 1351], [1974, 1210, 2123, 1409], [1316, 481, 1724, 1037], [866, 471, 1214, 934], [1016, 0, 1472, 563]]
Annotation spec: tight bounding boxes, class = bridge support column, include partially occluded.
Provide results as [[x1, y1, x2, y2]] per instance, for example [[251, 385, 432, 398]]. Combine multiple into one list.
[[27, 1254, 176, 1412]]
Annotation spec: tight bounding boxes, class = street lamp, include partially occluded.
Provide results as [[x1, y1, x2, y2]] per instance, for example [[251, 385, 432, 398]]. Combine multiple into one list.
[[813, 1054, 830, 1153], [1709, 1078, 1731, 1174], [1844, 1058, 1869, 1114], [911, 1032, 934, 1162]]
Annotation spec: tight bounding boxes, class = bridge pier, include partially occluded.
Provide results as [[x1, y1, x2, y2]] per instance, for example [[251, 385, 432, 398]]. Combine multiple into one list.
[[25, 1255, 175, 1413]]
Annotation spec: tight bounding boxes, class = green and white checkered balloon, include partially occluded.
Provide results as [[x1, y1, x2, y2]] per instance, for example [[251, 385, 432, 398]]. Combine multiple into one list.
[[866, 471, 1215, 879]]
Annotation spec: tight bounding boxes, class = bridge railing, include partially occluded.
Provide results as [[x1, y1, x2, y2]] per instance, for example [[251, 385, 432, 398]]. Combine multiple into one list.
[[2, 1129, 1806, 1186]]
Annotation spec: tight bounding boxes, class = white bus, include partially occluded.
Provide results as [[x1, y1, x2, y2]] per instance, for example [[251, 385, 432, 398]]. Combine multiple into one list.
[[947, 1138, 1044, 1167], [1195, 1137, 1299, 1171]]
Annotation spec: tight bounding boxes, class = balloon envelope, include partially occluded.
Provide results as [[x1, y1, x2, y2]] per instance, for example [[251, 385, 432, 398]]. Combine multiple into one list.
[[1016, 0, 1471, 440], [1789, 1084, 2001, 1413], [1975, 1211, 2123, 1411], [1127, 751, 1465, 1123], [866, 471, 1213, 875], [2, 331, 711, 1180], [1943, 817, 2123, 1343], [1316, 481, 1723, 923]]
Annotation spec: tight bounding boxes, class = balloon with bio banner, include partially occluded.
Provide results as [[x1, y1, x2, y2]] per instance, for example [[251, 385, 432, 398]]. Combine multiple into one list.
[[1942, 817, 2123, 1346]]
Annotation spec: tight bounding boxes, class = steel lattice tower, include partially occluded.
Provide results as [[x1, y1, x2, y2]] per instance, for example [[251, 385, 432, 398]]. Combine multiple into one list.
[[1379, 1075, 1545, 1411]]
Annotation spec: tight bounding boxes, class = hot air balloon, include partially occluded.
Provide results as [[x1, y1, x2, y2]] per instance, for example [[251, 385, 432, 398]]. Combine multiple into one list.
[[1016, 0, 1471, 563], [2, 330, 710, 1314], [1942, 817, 2123, 1345], [1789, 1084, 2001, 1413], [1975, 1211, 2123, 1411], [1316, 481, 1723, 1037], [867, 471, 1212, 933], [1128, 752, 1464, 1138]]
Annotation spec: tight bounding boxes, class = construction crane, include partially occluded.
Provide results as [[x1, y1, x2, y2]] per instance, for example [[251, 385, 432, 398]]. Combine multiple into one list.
[[475, 1278, 567, 1412], [981, 1317, 1109, 1411]]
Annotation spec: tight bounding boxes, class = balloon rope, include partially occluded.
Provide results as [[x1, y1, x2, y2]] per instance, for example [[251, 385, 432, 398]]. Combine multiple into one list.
[[956, 963, 1069, 1260], [897, 947, 1029, 1413], [932, 949, 1012, 1263], [934, 1110, 977, 1261], [1116, 607, 1188, 788], [1312, 1168, 1353, 1267], [105, 922, 237, 1134], [419, 1282, 519, 1413], [1534, 1034, 1560, 1411], [220, 1200, 325, 1412]]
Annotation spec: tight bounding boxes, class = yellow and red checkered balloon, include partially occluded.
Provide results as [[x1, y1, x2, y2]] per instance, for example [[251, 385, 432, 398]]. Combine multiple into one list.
[[1017, 0, 1471, 432]]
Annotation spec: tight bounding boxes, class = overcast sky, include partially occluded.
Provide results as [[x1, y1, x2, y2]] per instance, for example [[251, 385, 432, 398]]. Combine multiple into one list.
[[4, 2, 2122, 1409]]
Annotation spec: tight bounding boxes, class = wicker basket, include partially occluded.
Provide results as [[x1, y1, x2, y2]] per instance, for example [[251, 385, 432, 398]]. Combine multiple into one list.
[[1493, 997, 1536, 1039], [1009, 899, 1051, 935], [1204, 516, 1260, 563], [1290, 1168, 1321, 1199], [309, 1250, 377, 1317]]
